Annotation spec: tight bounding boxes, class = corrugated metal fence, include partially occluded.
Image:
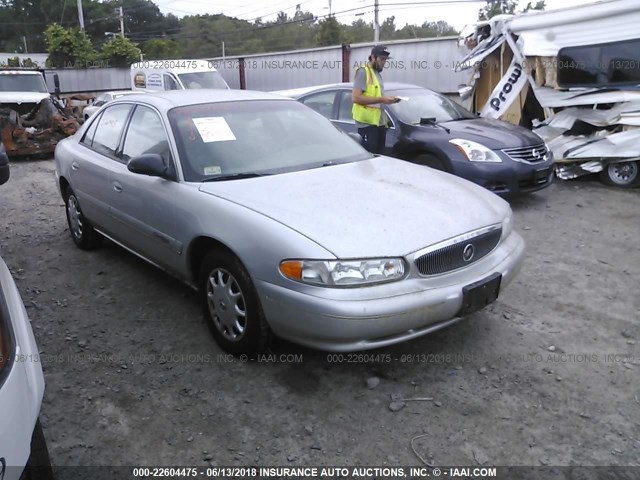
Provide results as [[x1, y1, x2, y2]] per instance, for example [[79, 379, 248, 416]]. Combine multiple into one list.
[[23, 37, 470, 94], [213, 37, 470, 93]]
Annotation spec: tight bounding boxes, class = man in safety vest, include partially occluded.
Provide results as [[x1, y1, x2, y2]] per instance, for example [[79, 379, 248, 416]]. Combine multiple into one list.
[[352, 45, 399, 154]]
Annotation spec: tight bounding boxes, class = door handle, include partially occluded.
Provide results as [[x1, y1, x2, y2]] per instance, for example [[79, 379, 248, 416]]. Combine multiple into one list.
[[71, 162, 79, 171], [112, 181, 123, 193]]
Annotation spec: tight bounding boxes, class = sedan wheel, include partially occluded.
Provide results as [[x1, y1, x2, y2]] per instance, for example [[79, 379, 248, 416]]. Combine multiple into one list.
[[200, 250, 270, 354], [207, 268, 247, 341], [64, 188, 101, 249], [600, 161, 639, 187]]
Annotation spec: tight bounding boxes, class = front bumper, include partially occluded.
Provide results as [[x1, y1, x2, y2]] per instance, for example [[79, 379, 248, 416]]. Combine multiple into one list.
[[257, 231, 525, 351], [0, 258, 45, 477], [449, 156, 554, 196]]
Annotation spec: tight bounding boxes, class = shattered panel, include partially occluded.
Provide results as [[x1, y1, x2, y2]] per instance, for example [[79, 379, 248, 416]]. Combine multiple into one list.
[[0, 97, 79, 157]]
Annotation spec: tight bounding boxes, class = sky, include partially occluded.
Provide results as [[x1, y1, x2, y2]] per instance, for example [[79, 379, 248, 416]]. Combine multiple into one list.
[[154, 0, 595, 33]]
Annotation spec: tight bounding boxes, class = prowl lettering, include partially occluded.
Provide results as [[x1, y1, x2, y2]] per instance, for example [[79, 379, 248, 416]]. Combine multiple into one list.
[[490, 63, 522, 111]]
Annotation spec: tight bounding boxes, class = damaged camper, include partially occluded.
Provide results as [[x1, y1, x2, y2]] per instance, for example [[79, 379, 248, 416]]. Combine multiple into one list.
[[457, 0, 640, 187]]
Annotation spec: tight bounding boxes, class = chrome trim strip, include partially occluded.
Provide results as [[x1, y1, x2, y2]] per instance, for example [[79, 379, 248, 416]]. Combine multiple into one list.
[[410, 224, 502, 259]]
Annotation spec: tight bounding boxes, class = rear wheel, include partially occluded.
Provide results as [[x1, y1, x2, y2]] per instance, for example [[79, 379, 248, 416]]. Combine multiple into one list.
[[599, 160, 639, 187], [20, 419, 54, 480], [64, 187, 101, 249], [200, 250, 270, 354]]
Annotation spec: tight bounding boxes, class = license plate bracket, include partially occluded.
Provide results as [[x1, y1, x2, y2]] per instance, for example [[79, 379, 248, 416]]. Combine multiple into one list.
[[458, 272, 502, 317], [535, 167, 550, 182]]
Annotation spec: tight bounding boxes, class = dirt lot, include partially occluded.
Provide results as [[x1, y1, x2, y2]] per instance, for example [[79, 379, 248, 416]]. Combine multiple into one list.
[[1, 159, 638, 475]]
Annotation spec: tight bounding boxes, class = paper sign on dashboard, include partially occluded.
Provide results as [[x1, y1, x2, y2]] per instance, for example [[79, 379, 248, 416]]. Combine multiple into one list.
[[192, 117, 237, 143]]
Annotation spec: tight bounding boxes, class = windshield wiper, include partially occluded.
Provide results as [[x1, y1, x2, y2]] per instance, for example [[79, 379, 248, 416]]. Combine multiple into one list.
[[202, 172, 268, 182], [416, 117, 450, 134]]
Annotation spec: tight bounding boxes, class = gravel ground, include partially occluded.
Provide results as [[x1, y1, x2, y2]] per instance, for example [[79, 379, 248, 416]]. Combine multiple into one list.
[[1, 159, 638, 476]]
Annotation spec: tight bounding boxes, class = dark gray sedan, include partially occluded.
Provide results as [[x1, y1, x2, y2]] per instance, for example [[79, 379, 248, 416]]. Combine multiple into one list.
[[275, 83, 554, 196], [55, 90, 525, 354]]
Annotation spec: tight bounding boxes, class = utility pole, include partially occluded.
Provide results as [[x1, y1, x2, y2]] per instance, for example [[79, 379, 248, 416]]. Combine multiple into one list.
[[22, 36, 28, 54], [119, 7, 125, 37], [77, 0, 85, 31], [374, 0, 379, 43]]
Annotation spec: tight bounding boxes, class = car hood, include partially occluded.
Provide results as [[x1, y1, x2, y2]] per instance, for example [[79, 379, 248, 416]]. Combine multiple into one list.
[[433, 118, 543, 150], [199, 157, 509, 258], [0, 92, 49, 104]]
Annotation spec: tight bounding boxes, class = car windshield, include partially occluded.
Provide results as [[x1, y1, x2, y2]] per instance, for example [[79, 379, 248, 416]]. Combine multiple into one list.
[[168, 100, 371, 181], [177, 72, 229, 90], [0, 73, 47, 93], [388, 88, 476, 124]]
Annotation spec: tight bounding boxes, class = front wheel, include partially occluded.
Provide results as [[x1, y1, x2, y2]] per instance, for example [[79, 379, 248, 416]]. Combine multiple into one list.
[[64, 187, 101, 249], [599, 160, 639, 187], [200, 250, 270, 354]]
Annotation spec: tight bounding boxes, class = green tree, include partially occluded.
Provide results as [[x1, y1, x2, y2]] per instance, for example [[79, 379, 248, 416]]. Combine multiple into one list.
[[316, 15, 341, 46], [397, 20, 457, 39], [343, 19, 373, 44], [522, 1, 546, 12], [380, 16, 397, 41], [478, 0, 517, 20], [141, 38, 182, 59], [101, 36, 141, 67], [44, 23, 97, 68]]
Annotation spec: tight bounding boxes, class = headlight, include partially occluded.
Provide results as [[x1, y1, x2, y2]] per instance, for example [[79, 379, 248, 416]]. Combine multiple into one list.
[[280, 258, 406, 287], [449, 139, 502, 163], [501, 209, 513, 240]]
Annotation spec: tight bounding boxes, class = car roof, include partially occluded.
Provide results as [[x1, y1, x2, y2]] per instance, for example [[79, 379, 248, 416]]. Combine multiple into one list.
[[272, 82, 431, 98], [110, 89, 295, 110]]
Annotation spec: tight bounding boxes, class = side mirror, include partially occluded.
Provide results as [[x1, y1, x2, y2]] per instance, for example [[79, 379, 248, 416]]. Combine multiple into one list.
[[347, 132, 362, 144], [0, 142, 9, 186], [128, 153, 175, 180]]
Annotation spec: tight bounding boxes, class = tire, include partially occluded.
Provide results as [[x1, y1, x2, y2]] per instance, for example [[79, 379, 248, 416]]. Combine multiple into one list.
[[20, 419, 54, 480], [200, 250, 270, 354], [599, 161, 639, 187], [413, 153, 448, 172], [64, 187, 101, 249]]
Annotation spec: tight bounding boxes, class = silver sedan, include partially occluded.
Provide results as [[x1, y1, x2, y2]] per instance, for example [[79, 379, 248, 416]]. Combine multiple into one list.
[[54, 90, 525, 354]]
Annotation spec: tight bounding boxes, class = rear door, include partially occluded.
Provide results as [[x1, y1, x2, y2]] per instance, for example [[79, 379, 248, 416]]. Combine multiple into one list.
[[71, 103, 133, 231]]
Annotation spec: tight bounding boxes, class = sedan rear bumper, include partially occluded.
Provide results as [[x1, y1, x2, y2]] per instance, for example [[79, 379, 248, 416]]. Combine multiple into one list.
[[257, 232, 525, 351]]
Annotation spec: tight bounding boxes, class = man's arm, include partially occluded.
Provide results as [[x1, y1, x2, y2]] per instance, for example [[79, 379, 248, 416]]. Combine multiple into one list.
[[352, 88, 397, 106]]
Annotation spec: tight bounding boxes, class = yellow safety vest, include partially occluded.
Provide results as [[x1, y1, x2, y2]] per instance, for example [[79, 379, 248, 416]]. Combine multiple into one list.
[[352, 65, 383, 126]]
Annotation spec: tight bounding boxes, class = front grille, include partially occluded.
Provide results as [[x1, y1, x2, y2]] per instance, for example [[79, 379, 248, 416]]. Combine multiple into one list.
[[502, 143, 549, 164], [415, 227, 502, 275]]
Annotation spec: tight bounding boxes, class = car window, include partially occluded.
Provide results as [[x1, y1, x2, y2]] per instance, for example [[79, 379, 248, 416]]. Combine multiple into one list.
[[300, 91, 337, 119], [388, 88, 476, 124], [121, 105, 172, 165], [168, 100, 371, 182], [80, 112, 102, 147], [90, 104, 132, 158], [337, 91, 354, 122], [178, 71, 228, 90], [164, 74, 180, 91]]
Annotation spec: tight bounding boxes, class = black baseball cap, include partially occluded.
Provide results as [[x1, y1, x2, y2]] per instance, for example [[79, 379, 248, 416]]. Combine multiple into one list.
[[371, 45, 391, 58]]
